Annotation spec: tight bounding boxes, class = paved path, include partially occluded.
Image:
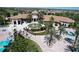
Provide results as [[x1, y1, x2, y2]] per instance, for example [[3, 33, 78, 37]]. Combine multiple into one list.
[[21, 30, 71, 52]]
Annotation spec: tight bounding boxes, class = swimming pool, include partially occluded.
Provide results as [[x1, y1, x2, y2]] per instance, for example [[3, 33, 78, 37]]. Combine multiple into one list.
[[0, 27, 14, 52], [0, 37, 11, 52], [0, 33, 13, 52], [0, 46, 5, 52], [0, 40, 10, 46]]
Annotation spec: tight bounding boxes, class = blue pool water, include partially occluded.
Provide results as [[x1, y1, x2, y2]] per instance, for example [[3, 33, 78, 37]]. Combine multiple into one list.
[[0, 47, 5, 52], [0, 40, 10, 46], [0, 36, 12, 52]]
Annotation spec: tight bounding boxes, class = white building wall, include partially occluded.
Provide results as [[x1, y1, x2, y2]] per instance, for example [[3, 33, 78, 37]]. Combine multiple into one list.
[[32, 15, 38, 21], [53, 23, 60, 31], [12, 20, 19, 26], [60, 22, 69, 27]]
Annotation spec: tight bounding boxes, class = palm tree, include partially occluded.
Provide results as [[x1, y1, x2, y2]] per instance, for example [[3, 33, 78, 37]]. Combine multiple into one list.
[[0, 8, 10, 26], [45, 17, 57, 47], [13, 29, 18, 39], [38, 12, 44, 24], [0, 16, 6, 25], [27, 13, 32, 22], [45, 27, 56, 46], [73, 29, 79, 50], [69, 22, 79, 51], [72, 22, 79, 51], [59, 25, 66, 36], [75, 34, 79, 52], [45, 17, 54, 34], [28, 13, 32, 19]]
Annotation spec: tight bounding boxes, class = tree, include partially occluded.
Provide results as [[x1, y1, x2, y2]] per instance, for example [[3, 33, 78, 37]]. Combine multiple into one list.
[[8, 34, 42, 52], [45, 17, 54, 33], [73, 29, 79, 50], [59, 25, 66, 36], [13, 12, 18, 16], [0, 8, 12, 25], [72, 22, 79, 51], [27, 13, 32, 19], [69, 22, 79, 51], [38, 12, 44, 25], [0, 16, 6, 25], [13, 29, 18, 38], [45, 27, 56, 46], [6, 12, 10, 17], [38, 19, 43, 25], [44, 17, 57, 47], [71, 14, 79, 22], [50, 17, 54, 26]]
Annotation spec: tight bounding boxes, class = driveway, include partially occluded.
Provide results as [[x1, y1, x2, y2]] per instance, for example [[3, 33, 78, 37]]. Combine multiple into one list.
[[22, 31, 71, 52]]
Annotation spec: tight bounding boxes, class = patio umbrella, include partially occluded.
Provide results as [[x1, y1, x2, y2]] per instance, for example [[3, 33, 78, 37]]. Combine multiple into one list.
[[0, 40, 10, 46], [0, 47, 5, 52]]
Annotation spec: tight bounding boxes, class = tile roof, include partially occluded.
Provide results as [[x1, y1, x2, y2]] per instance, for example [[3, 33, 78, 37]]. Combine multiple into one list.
[[9, 14, 29, 20], [43, 15, 75, 23]]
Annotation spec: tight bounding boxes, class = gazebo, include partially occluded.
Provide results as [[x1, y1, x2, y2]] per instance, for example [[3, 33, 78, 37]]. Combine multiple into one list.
[[32, 10, 39, 22]]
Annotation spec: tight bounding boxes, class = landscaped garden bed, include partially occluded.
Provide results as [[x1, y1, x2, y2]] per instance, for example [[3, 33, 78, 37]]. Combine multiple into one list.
[[26, 22, 48, 35], [27, 23, 45, 31]]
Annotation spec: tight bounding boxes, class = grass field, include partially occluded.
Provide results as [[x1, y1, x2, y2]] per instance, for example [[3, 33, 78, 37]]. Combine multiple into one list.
[[7, 34, 42, 52]]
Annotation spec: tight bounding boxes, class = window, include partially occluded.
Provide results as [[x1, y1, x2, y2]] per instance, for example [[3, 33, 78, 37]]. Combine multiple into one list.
[[18, 21, 20, 24], [14, 21, 16, 24], [34, 19, 36, 21]]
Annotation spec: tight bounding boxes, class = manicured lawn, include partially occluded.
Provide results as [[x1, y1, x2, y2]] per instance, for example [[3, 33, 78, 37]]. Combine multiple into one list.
[[8, 34, 42, 52]]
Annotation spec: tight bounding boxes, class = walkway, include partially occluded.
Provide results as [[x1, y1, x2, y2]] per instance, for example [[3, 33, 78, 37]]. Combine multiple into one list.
[[21, 30, 71, 52]]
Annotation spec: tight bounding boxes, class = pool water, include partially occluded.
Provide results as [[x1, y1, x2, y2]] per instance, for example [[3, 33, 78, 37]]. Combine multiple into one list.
[[0, 47, 5, 52], [0, 40, 10, 46], [0, 36, 12, 52]]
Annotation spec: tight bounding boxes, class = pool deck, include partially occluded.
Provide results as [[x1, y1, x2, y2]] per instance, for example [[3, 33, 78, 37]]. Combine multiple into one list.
[[0, 32, 9, 41]]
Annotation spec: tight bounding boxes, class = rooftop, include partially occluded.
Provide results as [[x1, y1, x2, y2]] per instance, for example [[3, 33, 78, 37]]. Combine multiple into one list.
[[9, 14, 29, 20], [43, 15, 75, 23], [32, 10, 38, 14], [9, 14, 75, 23]]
